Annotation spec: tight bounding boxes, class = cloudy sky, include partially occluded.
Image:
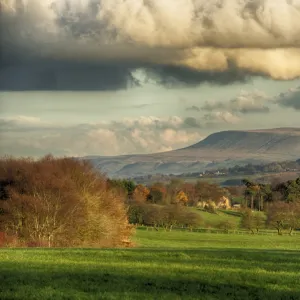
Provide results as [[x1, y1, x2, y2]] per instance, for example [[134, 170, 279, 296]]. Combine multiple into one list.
[[1, 0, 300, 157]]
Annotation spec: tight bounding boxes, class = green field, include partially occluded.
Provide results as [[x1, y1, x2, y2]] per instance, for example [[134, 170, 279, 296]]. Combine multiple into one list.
[[1, 230, 300, 300]]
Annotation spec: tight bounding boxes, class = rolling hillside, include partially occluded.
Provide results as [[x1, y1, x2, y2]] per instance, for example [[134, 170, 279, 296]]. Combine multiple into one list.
[[81, 128, 300, 177]]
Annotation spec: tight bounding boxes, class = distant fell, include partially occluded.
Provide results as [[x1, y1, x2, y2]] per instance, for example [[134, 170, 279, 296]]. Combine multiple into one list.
[[81, 127, 300, 177], [184, 128, 300, 156]]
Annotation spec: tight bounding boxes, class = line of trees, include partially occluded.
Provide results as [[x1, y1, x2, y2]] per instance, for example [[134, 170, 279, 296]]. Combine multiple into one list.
[[106, 178, 231, 231], [239, 203, 300, 236], [238, 178, 300, 235], [241, 178, 300, 208], [108, 178, 228, 207], [172, 159, 300, 178], [128, 203, 203, 231], [108, 176, 300, 235]]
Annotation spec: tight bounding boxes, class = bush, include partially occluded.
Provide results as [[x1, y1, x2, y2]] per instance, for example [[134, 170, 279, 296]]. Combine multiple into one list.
[[183, 212, 203, 231], [204, 200, 217, 214]]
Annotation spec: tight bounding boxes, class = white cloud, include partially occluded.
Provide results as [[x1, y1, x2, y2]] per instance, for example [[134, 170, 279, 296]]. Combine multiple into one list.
[[0, 115, 209, 157], [204, 111, 241, 124], [1, 115, 42, 125]]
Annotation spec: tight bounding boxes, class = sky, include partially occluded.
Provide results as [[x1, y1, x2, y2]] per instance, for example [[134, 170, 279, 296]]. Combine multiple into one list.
[[0, 0, 300, 157]]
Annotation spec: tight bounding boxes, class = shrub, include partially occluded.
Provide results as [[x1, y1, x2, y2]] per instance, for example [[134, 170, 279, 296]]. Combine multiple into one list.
[[204, 200, 217, 213], [184, 212, 203, 231], [216, 220, 237, 233]]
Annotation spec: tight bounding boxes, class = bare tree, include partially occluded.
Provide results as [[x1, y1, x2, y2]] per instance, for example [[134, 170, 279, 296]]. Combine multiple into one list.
[[266, 202, 300, 235]]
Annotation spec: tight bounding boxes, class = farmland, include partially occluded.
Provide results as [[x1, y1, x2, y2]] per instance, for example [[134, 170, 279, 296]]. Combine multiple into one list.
[[1, 230, 300, 300]]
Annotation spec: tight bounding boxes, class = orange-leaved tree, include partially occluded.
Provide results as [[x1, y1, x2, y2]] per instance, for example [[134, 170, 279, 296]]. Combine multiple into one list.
[[133, 184, 150, 202], [175, 191, 189, 206]]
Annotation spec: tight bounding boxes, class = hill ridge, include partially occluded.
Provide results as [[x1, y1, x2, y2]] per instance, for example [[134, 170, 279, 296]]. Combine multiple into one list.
[[81, 127, 300, 177]]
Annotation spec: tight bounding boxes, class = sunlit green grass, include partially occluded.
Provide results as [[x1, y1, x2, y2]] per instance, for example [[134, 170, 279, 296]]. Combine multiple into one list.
[[1, 230, 300, 300], [134, 230, 300, 250], [192, 208, 241, 227]]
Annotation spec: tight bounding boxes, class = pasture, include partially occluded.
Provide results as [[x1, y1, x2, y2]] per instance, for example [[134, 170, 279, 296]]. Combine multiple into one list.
[[1, 230, 300, 300]]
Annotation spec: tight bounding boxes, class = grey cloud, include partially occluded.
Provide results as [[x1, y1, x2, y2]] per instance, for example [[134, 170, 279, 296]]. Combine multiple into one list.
[[186, 105, 201, 112], [202, 90, 271, 114], [1, 0, 300, 91], [142, 64, 252, 88], [276, 87, 300, 110], [183, 117, 202, 128]]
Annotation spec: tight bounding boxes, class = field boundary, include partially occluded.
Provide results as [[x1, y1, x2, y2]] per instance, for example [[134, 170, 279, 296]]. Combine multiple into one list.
[[137, 225, 300, 236]]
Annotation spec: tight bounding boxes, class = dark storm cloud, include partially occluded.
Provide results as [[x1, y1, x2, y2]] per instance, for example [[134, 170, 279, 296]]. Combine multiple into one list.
[[0, 60, 139, 91], [1, 0, 300, 91]]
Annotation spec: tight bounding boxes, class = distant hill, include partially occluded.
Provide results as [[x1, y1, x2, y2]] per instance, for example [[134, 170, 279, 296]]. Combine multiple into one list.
[[186, 128, 300, 152], [80, 128, 300, 178]]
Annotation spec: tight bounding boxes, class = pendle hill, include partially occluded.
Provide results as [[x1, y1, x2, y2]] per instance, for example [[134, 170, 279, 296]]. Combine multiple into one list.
[[80, 128, 300, 178]]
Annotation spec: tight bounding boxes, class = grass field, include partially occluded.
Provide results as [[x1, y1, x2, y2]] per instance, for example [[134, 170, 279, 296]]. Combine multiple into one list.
[[1, 230, 300, 300]]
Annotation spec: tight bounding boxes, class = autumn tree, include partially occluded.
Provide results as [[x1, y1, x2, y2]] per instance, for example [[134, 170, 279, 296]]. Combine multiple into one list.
[[132, 184, 150, 202], [181, 183, 197, 206], [175, 191, 189, 206], [204, 200, 217, 214], [194, 181, 225, 205], [166, 179, 183, 202], [0, 155, 133, 247], [147, 183, 167, 204]]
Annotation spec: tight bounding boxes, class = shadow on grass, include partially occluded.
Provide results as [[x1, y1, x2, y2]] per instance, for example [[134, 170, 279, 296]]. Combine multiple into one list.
[[218, 210, 242, 217], [0, 265, 299, 300], [0, 248, 300, 300]]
